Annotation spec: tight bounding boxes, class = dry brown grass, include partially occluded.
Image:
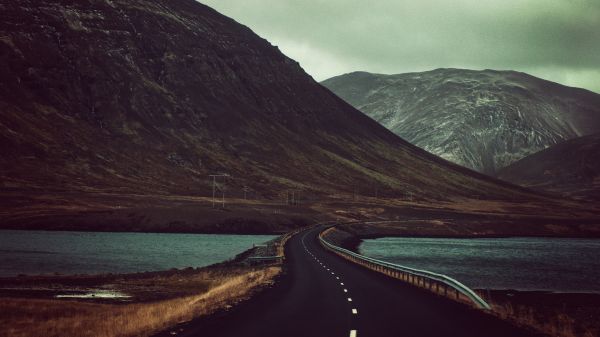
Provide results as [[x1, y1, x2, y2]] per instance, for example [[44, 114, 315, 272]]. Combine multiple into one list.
[[0, 266, 280, 337], [490, 300, 598, 337]]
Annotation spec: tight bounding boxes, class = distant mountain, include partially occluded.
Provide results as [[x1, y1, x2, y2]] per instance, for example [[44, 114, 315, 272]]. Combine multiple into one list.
[[497, 134, 600, 200], [0, 0, 548, 228], [321, 69, 600, 175]]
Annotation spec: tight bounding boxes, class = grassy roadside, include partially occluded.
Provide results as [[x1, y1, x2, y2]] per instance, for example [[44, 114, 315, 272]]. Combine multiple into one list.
[[0, 229, 300, 337], [0, 267, 279, 337], [481, 291, 600, 337]]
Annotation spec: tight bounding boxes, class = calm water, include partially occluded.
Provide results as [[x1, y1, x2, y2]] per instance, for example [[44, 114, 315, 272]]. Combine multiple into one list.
[[359, 237, 600, 293], [0, 230, 275, 277]]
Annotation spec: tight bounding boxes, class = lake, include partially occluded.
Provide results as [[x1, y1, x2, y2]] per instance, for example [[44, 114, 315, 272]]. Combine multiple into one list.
[[359, 237, 600, 293], [0, 230, 276, 277]]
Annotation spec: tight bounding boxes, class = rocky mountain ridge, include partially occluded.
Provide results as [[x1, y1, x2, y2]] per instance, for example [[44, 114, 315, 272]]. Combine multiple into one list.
[[322, 69, 600, 174]]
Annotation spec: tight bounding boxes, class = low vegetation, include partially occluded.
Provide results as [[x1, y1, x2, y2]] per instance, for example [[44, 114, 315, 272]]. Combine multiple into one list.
[[0, 266, 280, 337], [484, 292, 600, 337]]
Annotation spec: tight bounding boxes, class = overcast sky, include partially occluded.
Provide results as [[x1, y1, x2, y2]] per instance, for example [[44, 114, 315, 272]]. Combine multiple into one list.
[[201, 0, 600, 93]]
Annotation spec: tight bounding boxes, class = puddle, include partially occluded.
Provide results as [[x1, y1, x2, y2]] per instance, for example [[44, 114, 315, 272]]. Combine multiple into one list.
[[55, 289, 131, 299]]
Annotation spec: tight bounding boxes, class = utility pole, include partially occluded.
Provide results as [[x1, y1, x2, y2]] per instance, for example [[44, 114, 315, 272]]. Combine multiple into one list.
[[208, 174, 230, 208], [211, 174, 218, 208], [243, 185, 249, 200]]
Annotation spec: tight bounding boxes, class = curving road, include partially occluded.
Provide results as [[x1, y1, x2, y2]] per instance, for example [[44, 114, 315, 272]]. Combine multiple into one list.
[[156, 226, 541, 337]]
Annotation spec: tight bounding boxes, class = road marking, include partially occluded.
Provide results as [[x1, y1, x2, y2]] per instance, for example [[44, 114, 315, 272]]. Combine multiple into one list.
[[340, 282, 344, 285], [349, 330, 357, 337], [352, 308, 358, 314], [336, 277, 340, 280], [347, 298, 352, 302], [331, 272, 335, 275], [343, 289, 348, 292]]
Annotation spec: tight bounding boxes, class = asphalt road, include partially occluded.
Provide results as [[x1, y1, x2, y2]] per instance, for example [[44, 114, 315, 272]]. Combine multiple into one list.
[[156, 226, 542, 337]]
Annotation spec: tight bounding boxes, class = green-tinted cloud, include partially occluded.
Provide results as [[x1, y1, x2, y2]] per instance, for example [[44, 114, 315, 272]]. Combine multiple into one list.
[[200, 0, 600, 93]]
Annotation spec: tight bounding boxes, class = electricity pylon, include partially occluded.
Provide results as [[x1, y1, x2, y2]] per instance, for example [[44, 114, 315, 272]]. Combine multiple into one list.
[[209, 174, 230, 208]]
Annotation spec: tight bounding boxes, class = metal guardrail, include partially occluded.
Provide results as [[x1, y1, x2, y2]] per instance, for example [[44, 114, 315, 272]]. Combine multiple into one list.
[[246, 256, 283, 261], [244, 226, 310, 265], [319, 228, 491, 310]]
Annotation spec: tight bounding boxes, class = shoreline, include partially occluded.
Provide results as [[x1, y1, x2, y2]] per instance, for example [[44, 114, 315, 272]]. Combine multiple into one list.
[[0, 245, 261, 301], [0, 232, 293, 337]]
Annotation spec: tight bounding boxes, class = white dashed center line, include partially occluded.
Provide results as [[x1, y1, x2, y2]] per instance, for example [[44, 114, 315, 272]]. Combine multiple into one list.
[[303, 230, 359, 337]]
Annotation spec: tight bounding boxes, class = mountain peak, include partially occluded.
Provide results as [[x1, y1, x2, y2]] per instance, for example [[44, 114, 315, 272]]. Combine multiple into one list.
[[322, 69, 600, 174]]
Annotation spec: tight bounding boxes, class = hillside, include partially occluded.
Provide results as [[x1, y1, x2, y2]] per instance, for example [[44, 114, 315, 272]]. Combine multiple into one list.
[[321, 69, 600, 175], [0, 0, 593, 231], [497, 134, 600, 200]]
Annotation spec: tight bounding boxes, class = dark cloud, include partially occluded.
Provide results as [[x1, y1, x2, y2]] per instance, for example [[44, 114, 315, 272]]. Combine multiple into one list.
[[200, 0, 600, 92]]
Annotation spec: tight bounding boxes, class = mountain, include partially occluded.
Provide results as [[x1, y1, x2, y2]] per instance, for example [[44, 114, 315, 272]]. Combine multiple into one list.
[[321, 69, 600, 175], [497, 133, 600, 200], [0, 0, 578, 230]]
